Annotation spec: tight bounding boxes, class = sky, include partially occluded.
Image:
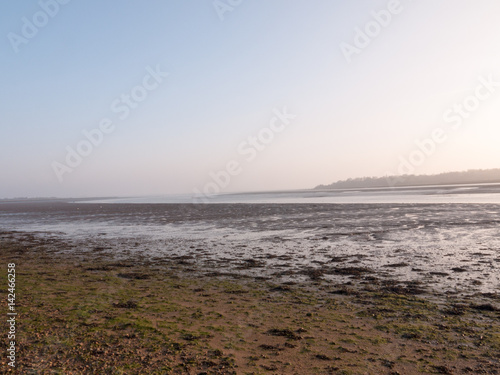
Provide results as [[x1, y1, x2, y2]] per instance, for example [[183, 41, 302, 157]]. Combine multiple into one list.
[[1, 0, 500, 199]]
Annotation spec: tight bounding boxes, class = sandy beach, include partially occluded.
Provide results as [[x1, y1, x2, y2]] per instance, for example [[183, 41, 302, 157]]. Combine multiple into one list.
[[1, 202, 499, 374]]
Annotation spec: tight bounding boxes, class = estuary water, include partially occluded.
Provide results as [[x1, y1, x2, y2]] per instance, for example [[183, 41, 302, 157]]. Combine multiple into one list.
[[79, 183, 500, 204]]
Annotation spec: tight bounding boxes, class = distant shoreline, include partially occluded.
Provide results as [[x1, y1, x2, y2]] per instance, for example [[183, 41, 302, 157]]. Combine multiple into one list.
[[2, 181, 500, 204], [313, 181, 500, 192], [315, 169, 500, 190]]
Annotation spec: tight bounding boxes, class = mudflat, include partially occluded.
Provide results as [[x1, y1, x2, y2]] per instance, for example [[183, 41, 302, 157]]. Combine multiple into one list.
[[0, 202, 499, 374]]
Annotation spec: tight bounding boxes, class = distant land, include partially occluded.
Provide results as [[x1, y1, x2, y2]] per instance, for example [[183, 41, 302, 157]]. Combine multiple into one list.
[[0, 196, 118, 203], [315, 169, 500, 190]]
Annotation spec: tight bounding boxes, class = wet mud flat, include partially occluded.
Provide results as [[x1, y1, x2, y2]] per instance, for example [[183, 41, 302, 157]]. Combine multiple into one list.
[[0, 202, 500, 373], [1, 202, 499, 296]]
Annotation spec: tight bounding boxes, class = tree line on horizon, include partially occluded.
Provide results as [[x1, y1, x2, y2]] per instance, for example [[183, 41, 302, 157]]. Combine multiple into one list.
[[315, 168, 500, 190]]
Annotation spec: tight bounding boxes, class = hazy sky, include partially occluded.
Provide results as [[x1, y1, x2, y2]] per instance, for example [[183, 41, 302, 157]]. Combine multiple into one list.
[[1, 0, 500, 198]]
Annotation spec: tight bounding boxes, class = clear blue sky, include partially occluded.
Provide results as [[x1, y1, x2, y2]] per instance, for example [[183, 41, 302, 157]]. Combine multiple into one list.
[[1, 0, 500, 198]]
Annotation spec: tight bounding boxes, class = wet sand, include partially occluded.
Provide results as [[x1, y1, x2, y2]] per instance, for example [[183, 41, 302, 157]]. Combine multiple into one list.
[[0, 202, 499, 373]]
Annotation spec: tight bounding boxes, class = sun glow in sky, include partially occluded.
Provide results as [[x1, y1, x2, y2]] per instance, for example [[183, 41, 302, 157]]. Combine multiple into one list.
[[1, 0, 500, 198]]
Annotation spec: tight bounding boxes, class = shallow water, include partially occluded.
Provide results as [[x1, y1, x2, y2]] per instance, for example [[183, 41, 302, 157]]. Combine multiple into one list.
[[80, 183, 500, 204]]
